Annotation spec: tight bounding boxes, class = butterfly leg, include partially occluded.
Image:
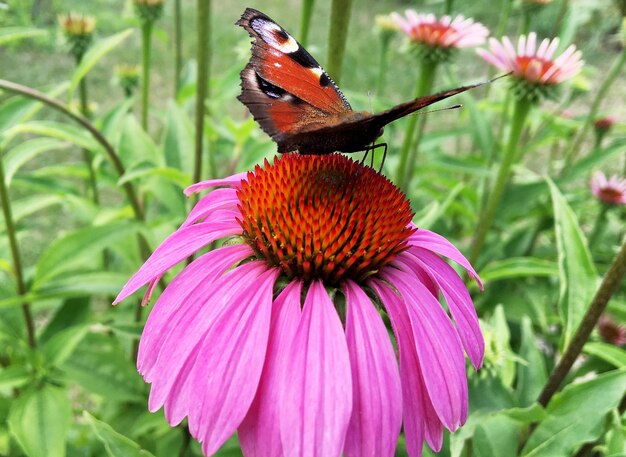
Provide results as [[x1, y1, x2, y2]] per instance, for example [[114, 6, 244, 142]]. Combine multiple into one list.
[[360, 149, 370, 166]]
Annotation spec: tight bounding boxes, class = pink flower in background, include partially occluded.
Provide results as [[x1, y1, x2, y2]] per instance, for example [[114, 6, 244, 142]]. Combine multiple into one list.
[[115, 154, 484, 457], [597, 314, 626, 346], [591, 171, 626, 205], [391, 10, 488, 48], [477, 32, 583, 84]]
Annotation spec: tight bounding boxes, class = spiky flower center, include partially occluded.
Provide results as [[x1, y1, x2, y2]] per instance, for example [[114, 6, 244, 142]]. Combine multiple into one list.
[[516, 56, 555, 83], [237, 154, 414, 284], [414, 23, 456, 47]]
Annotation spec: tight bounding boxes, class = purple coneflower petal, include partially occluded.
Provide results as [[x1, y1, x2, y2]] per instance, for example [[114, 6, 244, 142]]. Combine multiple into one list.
[[137, 244, 253, 375], [184, 172, 248, 196], [239, 280, 303, 457], [397, 249, 484, 369], [114, 221, 242, 304], [146, 261, 269, 408], [181, 187, 240, 228], [408, 229, 483, 289], [343, 280, 402, 457], [184, 266, 280, 456], [278, 281, 353, 457], [382, 268, 468, 431], [370, 279, 443, 455]]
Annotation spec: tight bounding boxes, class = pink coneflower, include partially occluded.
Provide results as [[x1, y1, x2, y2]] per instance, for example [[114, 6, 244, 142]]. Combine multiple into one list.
[[115, 154, 484, 457], [593, 116, 616, 133], [591, 171, 626, 205], [391, 10, 489, 49], [477, 33, 583, 85]]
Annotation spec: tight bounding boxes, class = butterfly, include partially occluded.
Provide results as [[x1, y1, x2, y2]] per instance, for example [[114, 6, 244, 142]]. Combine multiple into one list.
[[237, 7, 487, 156]]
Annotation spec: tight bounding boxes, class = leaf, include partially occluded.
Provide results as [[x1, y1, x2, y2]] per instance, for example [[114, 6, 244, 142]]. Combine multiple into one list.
[[480, 257, 558, 282], [0, 83, 67, 135], [548, 178, 598, 349], [2, 120, 98, 151], [6, 194, 63, 225], [522, 369, 626, 457], [118, 114, 160, 167], [83, 412, 155, 457], [42, 324, 90, 366], [162, 100, 193, 171], [414, 183, 464, 229], [8, 384, 71, 457], [516, 317, 548, 407], [33, 223, 139, 288], [584, 342, 626, 368], [0, 366, 30, 390], [501, 404, 548, 424], [118, 165, 191, 189], [473, 415, 519, 457], [491, 305, 516, 388], [68, 29, 134, 100], [0, 27, 47, 45]]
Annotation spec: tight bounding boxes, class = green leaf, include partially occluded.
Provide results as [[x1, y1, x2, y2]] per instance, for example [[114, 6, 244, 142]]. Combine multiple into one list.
[[473, 415, 519, 457], [491, 305, 516, 388], [501, 403, 548, 424], [68, 29, 134, 101], [0, 84, 68, 135], [8, 384, 71, 457], [118, 165, 191, 189], [0, 27, 47, 45], [0, 366, 30, 390], [548, 178, 598, 349], [42, 324, 90, 366], [480, 257, 558, 282], [584, 342, 626, 368], [118, 114, 160, 167], [33, 223, 139, 288], [2, 120, 98, 151], [522, 369, 626, 457], [83, 412, 155, 457], [5, 194, 64, 225], [516, 317, 548, 407], [606, 409, 626, 455], [162, 100, 193, 171], [414, 183, 464, 229]]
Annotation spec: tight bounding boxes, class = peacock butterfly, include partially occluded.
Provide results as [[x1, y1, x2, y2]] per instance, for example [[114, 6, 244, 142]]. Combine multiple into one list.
[[237, 7, 487, 155]]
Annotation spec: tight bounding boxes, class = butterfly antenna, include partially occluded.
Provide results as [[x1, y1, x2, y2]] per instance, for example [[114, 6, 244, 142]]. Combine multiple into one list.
[[409, 103, 463, 118], [368, 90, 373, 112]]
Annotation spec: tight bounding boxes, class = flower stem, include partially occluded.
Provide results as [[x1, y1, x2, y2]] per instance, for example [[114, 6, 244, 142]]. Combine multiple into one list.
[[174, 0, 183, 95], [537, 234, 626, 407], [469, 97, 532, 266], [395, 61, 438, 191], [444, 0, 454, 14], [299, 0, 315, 47], [326, 0, 354, 86], [376, 32, 392, 97], [140, 21, 153, 131], [77, 61, 100, 206], [588, 203, 610, 249], [0, 154, 36, 348], [562, 46, 626, 171], [194, 0, 211, 187]]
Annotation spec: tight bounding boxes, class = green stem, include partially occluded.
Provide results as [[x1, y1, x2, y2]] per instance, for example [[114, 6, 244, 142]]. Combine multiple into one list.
[[376, 34, 391, 97], [194, 0, 211, 187], [469, 97, 532, 266], [519, 6, 532, 35], [537, 235, 626, 407], [174, 0, 182, 95], [77, 62, 100, 206], [562, 46, 626, 170], [588, 204, 610, 249], [299, 0, 315, 48], [326, 0, 354, 86], [140, 21, 153, 131], [551, 0, 570, 37], [395, 61, 438, 190], [444, 0, 454, 14], [0, 155, 36, 348], [495, 0, 514, 39]]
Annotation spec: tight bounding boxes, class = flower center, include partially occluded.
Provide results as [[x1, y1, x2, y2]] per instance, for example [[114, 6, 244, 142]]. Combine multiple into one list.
[[516, 56, 555, 82], [415, 23, 455, 47], [237, 154, 415, 284]]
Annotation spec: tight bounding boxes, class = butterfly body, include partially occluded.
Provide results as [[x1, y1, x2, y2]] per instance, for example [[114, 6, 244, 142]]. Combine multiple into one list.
[[237, 8, 487, 155]]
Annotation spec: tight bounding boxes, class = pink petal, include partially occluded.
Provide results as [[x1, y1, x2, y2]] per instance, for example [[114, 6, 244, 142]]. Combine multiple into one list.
[[343, 280, 402, 457], [184, 172, 249, 196], [181, 187, 240, 228], [137, 244, 253, 375], [400, 248, 485, 369], [146, 261, 269, 408], [114, 221, 242, 304], [278, 281, 353, 457], [369, 279, 443, 455], [187, 267, 280, 456], [381, 268, 468, 431], [408, 228, 483, 290], [239, 280, 303, 457]]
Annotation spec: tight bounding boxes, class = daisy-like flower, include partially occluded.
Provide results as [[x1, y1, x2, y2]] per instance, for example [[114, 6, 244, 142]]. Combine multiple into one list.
[[58, 12, 95, 60], [115, 154, 484, 457], [477, 33, 583, 101], [591, 171, 626, 205], [391, 10, 488, 62]]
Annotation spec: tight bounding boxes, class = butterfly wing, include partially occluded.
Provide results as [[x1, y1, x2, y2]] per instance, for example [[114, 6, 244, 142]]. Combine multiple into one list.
[[237, 8, 352, 152]]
